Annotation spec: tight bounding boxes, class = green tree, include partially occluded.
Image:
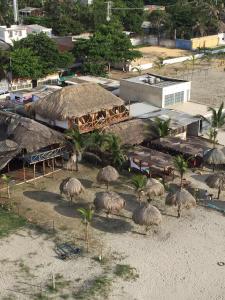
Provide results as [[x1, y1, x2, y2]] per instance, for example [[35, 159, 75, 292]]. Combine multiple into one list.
[[13, 33, 74, 77], [10, 48, 43, 80], [154, 56, 165, 70], [131, 174, 147, 205], [154, 117, 171, 137], [77, 207, 94, 252], [73, 22, 142, 76], [173, 155, 188, 188], [208, 102, 225, 129], [149, 10, 170, 45], [207, 127, 218, 148]]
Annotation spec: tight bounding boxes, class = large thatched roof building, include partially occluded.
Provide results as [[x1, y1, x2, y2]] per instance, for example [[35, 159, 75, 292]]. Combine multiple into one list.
[[33, 83, 129, 133], [0, 111, 65, 171]]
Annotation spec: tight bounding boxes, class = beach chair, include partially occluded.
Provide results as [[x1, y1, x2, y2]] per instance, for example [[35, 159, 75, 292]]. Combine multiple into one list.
[[55, 243, 81, 260]]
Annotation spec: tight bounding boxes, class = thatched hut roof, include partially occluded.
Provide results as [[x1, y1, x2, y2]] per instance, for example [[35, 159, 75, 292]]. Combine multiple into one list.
[[0, 111, 65, 170], [205, 173, 225, 189], [145, 178, 164, 198], [132, 203, 162, 226], [106, 119, 158, 145], [97, 166, 119, 184], [33, 83, 125, 120], [203, 148, 225, 165], [94, 191, 125, 212], [166, 189, 196, 208], [60, 177, 85, 197]]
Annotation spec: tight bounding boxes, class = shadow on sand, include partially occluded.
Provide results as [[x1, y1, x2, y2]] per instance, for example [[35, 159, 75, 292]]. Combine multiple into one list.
[[54, 201, 90, 219], [23, 191, 62, 203], [92, 215, 133, 234]]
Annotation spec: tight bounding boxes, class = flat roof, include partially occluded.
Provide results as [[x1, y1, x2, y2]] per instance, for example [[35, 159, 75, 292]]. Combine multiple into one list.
[[66, 76, 120, 90], [167, 101, 209, 117], [122, 73, 189, 88], [26, 24, 51, 30], [128, 102, 199, 129], [19, 7, 39, 12]]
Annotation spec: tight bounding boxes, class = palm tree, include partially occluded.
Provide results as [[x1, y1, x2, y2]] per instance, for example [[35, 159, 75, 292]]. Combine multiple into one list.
[[154, 56, 165, 70], [77, 207, 94, 253], [103, 133, 126, 169], [154, 117, 171, 137], [208, 102, 225, 129], [173, 156, 188, 188], [131, 174, 147, 205], [1, 174, 11, 199], [66, 129, 86, 171], [207, 127, 218, 148]]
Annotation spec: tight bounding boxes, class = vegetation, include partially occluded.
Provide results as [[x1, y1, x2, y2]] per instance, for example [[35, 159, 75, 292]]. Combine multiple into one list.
[[131, 174, 147, 205], [1, 174, 11, 199], [114, 264, 139, 281], [173, 155, 188, 187], [154, 117, 171, 137], [73, 22, 142, 76], [0, 208, 26, 238], [77, 207, 94, 252]]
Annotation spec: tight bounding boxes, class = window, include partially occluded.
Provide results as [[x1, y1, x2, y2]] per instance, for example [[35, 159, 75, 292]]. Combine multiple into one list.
[[164, 93, 175, 106], [175, 91, 184, 103]]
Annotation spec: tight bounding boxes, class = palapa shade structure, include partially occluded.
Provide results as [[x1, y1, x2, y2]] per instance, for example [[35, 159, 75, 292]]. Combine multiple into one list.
[[205, 173, 225, 199], [145, 178, 165, 199], [94, 191, 125, 216], [166, 188, 196, 217], [97, 165, 119, 189], [203, 148, 225, 171], [33, 83, 129, 133], [132, 203, 162, 227], [60, 177, 85, 203]]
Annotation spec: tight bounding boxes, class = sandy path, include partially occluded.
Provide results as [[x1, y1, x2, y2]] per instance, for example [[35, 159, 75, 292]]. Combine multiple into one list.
[[107, 207, 225, 300]]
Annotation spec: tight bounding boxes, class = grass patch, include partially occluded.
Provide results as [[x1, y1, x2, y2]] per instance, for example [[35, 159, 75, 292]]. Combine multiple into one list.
[[74, 275, 113, 300], [114, 264, 139, 281], [0, 208, 26, 238]]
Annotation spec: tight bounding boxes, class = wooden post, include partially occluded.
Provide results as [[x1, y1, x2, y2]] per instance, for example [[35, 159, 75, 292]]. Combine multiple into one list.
[[23, 161, 26, 182], [52, 273, 55, 290], [7, 162, 10, 173], [43, 160, 46, 176], [52, 158, 55, 178], [33, 163, 36, 185]]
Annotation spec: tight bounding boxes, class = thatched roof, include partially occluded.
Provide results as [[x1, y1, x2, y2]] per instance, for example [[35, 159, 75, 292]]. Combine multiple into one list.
[[205, 173, 225, 189], [166, 189, 196, 209], [145, 178, 165, 198], [97, 166, 119, 184], [132, 203, 162, 226], [33, 83, 125, 120], [60, 177, 85, 197], [203, 148, 225, 165], [106, 119, 158, 145], [94, 191, 125, 212], [0, 111, 65, 170]]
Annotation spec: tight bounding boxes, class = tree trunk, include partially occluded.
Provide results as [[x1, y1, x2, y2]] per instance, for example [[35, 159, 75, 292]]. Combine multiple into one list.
[[177, 203, 181, 218], [157, 27, 160, 46], [7, 185, 10, 199], [108, 63, 111, 73], [85, 222, 89, 253], [75, 151, 79, 172], [180, 174, 183, 188], [218, 186, 221, 199]]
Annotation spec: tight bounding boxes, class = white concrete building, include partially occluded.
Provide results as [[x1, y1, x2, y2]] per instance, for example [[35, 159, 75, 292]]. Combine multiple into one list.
[[120, 74, 191, 108], [0, 25, 27, 45], [26, 24, 52, 37]]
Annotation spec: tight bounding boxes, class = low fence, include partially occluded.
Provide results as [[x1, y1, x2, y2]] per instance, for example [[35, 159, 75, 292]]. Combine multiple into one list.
[[130, 35, 175, 48]]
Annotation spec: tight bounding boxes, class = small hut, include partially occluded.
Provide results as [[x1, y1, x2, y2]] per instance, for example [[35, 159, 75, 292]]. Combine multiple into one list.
[[166, 188, 196, 217], [97, 166, 119, 189], [0, 111, 65, 177], [203, 148, 225, 171], [94, 191, 125, 216], [145, 178, 165, 200], [33, 83, 129, 133], [132, 203, 162, 228], [205, 173, 225, 199], [60, 177, 85, 203]]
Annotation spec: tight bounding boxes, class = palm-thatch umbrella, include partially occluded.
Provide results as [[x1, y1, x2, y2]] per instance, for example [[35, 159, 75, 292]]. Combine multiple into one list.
[[97, 165, 119, 190], [203, 148, 225, 171], [94, 191, 125, 217], [144, 178, 164, 200], [132, 203, 162, 230], [205, 173, 225, 199], [165, 188, 196, 218], [59, 177, 85, 204]]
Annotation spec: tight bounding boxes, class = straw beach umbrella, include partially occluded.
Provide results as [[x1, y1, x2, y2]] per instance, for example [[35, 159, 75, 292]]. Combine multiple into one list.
[[166, 188, 196, 218], [97, 165, 119, 190], [203, 148, 225, 171], [132, 203, 162, 230], [60, 177, 85, 203], [94, 191, 125, 216], [205, 173, 225, 199], [145, 178, 164, 200]]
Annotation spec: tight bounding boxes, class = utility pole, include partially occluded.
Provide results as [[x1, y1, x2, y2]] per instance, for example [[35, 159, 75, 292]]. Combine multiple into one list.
[[105, 1, 112, 22], [13, 0, 19, 24]]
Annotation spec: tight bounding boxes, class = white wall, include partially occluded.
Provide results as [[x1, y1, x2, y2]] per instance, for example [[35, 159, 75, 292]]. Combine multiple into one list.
[[162, 81, 191, 107], [130, 35, 175, 48], [218, 33, 225, 45], [0, 26, 27, 45]]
